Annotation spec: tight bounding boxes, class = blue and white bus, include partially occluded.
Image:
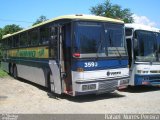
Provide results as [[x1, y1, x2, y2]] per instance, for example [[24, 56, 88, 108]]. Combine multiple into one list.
[[125, 23, 160, 86], [1, 15, 129, 96]]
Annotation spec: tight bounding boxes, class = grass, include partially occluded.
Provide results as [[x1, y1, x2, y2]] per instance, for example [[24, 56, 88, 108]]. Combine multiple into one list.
[[0, 63, 8, 78], [0, 69, 8, 78]]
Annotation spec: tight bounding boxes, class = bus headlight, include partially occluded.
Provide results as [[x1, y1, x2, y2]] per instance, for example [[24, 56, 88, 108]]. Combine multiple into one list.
[[137, 70, 142, 74], [82, 84, 96, 91], [137, 70, 149, 74]]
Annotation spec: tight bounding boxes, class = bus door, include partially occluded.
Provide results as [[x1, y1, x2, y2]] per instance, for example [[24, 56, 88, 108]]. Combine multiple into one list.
[[125, 28, 133, 68], [126, 38, 132, 67], [61, 23, 73, 94], [49, 25, 63, 94], [49, 24, 72, 95]]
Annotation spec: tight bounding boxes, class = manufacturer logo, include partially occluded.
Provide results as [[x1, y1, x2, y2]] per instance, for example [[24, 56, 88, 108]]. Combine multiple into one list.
[[107, 71, 121, 76]]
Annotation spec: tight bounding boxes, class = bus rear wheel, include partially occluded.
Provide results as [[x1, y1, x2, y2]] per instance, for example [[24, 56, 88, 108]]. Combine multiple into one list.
[[47, 72, 52, 92], [13, 65, 18, 79], [9, 64, 13, 76]]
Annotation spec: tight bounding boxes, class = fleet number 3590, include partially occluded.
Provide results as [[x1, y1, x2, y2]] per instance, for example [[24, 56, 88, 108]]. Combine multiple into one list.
[[84, 62, 98, 68]]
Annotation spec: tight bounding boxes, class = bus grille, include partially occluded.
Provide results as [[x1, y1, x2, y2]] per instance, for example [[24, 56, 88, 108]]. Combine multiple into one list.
[[98, 80, 118, 92], [149, 76, 160, 81]]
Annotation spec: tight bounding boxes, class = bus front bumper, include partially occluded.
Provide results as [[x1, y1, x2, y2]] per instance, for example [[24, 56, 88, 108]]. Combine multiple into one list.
[[74, 77, 129, 96], [135, 74, 160, 86]]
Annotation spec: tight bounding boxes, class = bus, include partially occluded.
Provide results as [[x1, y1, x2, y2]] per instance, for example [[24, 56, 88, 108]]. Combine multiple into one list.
[[1, 15, 129, 96], [125, 23, 160, 86]]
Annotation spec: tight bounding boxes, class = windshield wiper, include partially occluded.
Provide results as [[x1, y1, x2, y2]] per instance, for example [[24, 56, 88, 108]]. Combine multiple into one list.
[[96, 32, 104, 59], [109, 33, 122, 59]]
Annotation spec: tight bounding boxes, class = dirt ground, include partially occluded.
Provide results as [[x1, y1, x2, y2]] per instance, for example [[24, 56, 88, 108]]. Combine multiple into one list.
[[0, 77, 160, 114]]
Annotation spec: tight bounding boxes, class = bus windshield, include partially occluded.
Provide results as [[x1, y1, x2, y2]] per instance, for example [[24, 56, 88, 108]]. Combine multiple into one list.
[[134, 30, 157, 62], [74, 22, 127, 58]]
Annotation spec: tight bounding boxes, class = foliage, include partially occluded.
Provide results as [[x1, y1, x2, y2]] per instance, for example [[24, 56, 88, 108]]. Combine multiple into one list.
[[0, 28, 2, 40], [0, 45, 2, 60], [0, 28, 3, 61], [0, 69, 8, 78], [32, 15, 48, 26], [0, 59, 8, 78], [90, 0, 134, 23], [0, 25, 22, 61], [2, 24, 23, 36]]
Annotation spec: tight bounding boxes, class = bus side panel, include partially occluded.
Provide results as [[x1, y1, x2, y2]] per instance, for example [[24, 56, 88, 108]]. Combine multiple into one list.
[[130, 64, 160, 86], [49, 60, 62, 95], [129, 65, 136, 86], [17, 64, 47, 87], [1, 61, 9, 73]]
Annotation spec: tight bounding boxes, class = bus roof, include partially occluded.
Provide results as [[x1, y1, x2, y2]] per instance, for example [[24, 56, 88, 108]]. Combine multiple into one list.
[[125, 23, 160, 33], [2, 14, 124, 39]]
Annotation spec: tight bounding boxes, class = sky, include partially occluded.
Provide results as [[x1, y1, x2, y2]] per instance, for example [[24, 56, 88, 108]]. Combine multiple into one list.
[[0, 0, 160, 29]]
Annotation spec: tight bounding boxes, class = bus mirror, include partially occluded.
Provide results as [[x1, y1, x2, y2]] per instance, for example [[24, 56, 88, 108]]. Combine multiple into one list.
[[50, 35, 58, 45], [51, 27, 58, 35], [50, 27, 58, 44], [50, 35, 57, 40], [134, 38, 138, 47]]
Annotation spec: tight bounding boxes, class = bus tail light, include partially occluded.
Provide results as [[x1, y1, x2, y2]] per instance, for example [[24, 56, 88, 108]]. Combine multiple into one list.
[[73, 53, 80, 58]]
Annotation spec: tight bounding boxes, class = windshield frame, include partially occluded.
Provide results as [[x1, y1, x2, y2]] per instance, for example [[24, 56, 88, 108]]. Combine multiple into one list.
[[72, 20, 127, 59]]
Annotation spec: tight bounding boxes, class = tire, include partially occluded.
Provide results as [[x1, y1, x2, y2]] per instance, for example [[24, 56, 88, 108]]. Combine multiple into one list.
[[47, 72, 52, 92], [13, 65, 18, 79], [9, 64, 13, 76]]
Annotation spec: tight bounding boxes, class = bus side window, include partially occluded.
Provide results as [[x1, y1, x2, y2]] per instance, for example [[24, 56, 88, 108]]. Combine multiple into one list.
[[2, 39, 7, 59], [29, 29, 39, 46], [40, 26, 49, 45], [0, 40, 2, 48], [50, 27, 58, 58], [8, 37, 12, 48], [20, 32, 27, 47], [157, 33, 160, 61], [1, 39, 6, 49], [5, 39, 8, 49], [13, 35, 19, 48], [125, 28, 133, 37]]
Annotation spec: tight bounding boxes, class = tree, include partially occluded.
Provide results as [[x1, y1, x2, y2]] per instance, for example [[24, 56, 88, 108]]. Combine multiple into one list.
[[32, 15, 48, 26], [2, 24, 23, 36], [0, 25, 22, 61], [0, 28, 3, 61], [0, 28, 2, 59], [90, 0, 134, 23], [0, 28, 2, 40]]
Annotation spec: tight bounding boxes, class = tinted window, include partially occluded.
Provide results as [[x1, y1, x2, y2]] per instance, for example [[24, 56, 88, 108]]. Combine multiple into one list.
[[20, 32, 27, 47], [105, 23, 124, 47], [8, 37, 12, 48], [3, 39, 8, 49], [134, 30, 157, 62], [126, 38, 132, 67], [77, 23, 102, 53], [50, 27, 58, 58], [13, 35, 19, 48], [29, 29, 39, 46], [125, 28, 133, 36], [75, 22, 127, 57], [40, 26, 49, 45], [157, 33, 160, 61]]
